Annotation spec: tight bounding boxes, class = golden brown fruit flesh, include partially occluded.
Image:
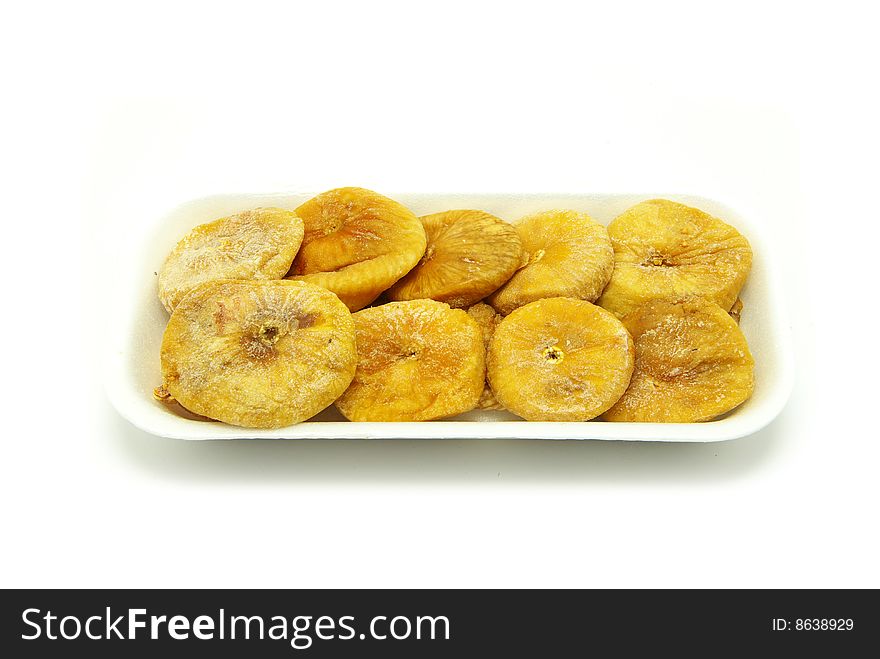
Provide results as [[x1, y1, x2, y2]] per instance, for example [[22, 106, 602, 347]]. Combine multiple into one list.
[[157, 207, 304, 313], [597, 199, 752, 319], [467, 302, 505, 410], [153, 384, 213, 421], [286, 187, 427, 311], [487, 210, 614, 315], [601, 296, 755, 423], [385, 210, 523, 308], [335, 300, 485, 421], [487, 297, 634, 421], [160, 279, 357, 429]]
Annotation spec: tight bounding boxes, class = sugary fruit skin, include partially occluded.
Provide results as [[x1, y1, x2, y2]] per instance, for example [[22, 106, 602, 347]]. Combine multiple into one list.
[[467, 302, 505, 410], [286, 187, 427, 311], [601, 296, 755, 423], [335, 300, 485, 421], [487, 210, 614, 316], [158, 207, 304, 313], [160, 279, 357, 429], [153, 384, 212, 421], [386, 210, 523, 308], [597, 199, 752, 319], [487, 297, 634, 421]]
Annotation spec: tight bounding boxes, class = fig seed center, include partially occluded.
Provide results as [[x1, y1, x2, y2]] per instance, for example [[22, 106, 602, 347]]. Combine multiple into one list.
[[258, 324, 281, 344], [542, 346, 564, 364], [644, 250, 672, 267]]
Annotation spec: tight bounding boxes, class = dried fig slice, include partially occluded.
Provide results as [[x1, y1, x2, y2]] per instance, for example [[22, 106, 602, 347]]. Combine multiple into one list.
[[335, 300, 484, 421], [286, 187, 427, 311], [158, 207, 304, 312], [487, 297, 634, 421], [467, 302, 505, 410], [386, 210, 523, 308], [601, 296, 755, 422], [597, 199, 752, 318], [487, 210, 614, 315], [160, 279, 356, 428]]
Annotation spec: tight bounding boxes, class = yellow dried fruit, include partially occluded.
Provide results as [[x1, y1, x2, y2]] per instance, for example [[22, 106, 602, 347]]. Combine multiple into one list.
[[160, 279, 356, 428], [152, 384, 212, 422], [286, 187, 427, 311], [336, 300, 484, 421], [467, 302, 505, 410], [597, 199, 752, 318], [386, 210, 523, 308], [487, 297, 634, 421], [601, 296, 755, 422], [158, 207, 304, 313], [487, 210, 614, 315], [476, 386, 501, 411]]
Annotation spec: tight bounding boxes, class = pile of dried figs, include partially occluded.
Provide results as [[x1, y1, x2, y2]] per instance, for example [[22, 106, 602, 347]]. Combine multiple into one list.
[[154, 188, 754, 428]]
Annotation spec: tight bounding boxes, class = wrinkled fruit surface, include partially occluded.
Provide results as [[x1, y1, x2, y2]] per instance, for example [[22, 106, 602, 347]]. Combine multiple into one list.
[[488, 297, 634, 421], [597, 199, 752, 319], [286, 187, 427, 311], [335, 300, 484, 421], [467, 302, 505, 410], [158, 207, 304, 313], [386, 210, 523, 308], [601, 296, 754, 422], [160, 279, 356, 428], [488, 210, 614, 315]]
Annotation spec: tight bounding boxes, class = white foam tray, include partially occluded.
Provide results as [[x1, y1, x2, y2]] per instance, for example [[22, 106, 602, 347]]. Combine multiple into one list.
[[104, 193, 793, 441]]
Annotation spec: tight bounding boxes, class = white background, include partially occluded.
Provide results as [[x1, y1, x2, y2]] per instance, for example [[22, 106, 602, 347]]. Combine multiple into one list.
[[1, 1, 878, 588]]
